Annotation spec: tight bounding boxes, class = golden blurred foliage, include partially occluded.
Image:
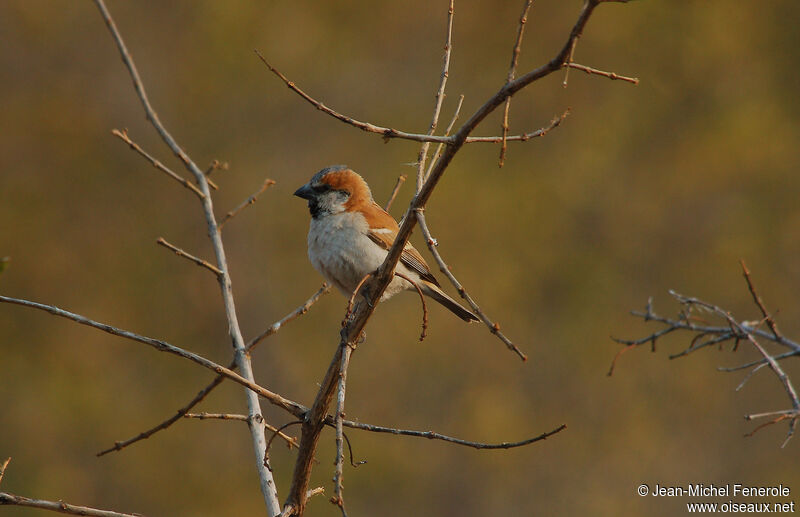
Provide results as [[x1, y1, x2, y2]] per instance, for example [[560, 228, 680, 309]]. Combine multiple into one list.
[[1, 1, 799, 516]]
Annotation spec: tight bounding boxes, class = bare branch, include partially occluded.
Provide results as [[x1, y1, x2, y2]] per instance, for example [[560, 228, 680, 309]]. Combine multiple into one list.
[[416, 0, 455, 191], [0, 296, 306, 417], [256, 51, 454, 145], [219, 178, 276, 229], [111, 129, 205, 199], [156, 237, 222, 276], [500, 0, 534, 167], [565, 62, 639, 84], [383, 174, 407, 212], [468, 109, 570, 143], [0, 492, 143, 517], [203, 159, 228, 190], [343, 420, 567, 450], [416, 211, 526, 360]]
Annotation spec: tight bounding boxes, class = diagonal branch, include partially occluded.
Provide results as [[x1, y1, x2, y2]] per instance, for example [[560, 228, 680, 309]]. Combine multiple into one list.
[[111, 129, 205, 199], [0, 492, 143, 517]]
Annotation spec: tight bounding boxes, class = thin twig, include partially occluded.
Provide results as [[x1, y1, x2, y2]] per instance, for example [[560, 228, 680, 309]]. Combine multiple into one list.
[[219, 178, 276, 229], [607, 343, 636, 377], [331, 344, 353, 516], [0, 492, 144, 517], [415, 212, 526, 360], [500, 0, 534, 167], [416, 0, 455, 191], [740, 260, 782, 340], [343, 421, 567, 449], [565, 62, 639, 84], [425, 95, 465, 180], [342, 433, 366, 468], [0, 458, 9, 486], [744, 414, 794, 439], [205, 159, 228, 178], [395, 272, 428, 342], [345, 274, 372, 322], [256, 51, 454, 146], [183, 413, 299, 448], [185, 412, 248, 421], [156, 237, 222, 276], [111, 129, 205, 199], [383, 175, 407, 212], [265, 421, 304, 462], [203, 159, 228, 190], [561, 34, 579, 87], [468, 109, 570, 143]]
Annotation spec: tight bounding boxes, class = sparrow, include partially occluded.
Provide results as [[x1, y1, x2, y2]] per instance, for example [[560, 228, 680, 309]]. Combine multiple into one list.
[[294, 165, 478, 322]]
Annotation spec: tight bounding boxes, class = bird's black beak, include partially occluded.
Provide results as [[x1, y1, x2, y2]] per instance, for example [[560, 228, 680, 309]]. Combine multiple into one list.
[[293, 184, 314, 200]]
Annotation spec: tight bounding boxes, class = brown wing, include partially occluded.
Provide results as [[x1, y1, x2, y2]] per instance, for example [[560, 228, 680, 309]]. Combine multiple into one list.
[[364, 202, 440, 287]]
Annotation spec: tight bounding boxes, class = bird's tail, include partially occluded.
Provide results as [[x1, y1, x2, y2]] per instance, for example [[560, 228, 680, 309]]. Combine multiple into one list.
[[420, 283, 478, 322]]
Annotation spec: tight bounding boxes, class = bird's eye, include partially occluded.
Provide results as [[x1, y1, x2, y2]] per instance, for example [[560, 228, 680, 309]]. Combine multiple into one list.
[[312, 184, 331, 193]]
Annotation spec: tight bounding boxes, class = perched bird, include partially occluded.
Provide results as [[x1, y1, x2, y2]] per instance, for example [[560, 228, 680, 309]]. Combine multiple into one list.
[[294, 165, 478, 322]]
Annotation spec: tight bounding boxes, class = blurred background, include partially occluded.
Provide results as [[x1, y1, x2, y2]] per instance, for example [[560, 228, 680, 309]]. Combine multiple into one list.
[[2, 1, 799, 515]]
